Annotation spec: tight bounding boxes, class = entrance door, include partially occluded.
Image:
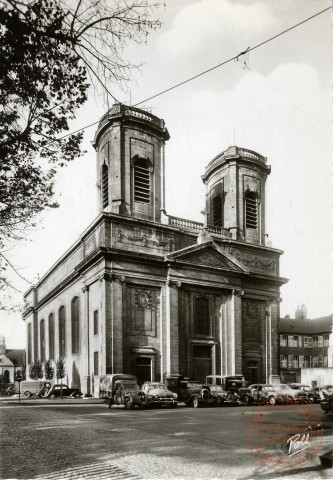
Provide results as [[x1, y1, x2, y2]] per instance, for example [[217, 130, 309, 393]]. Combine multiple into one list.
[[135, 357, 152, 386], [192, 345, 212, 383], [244, 359, 261, 384]]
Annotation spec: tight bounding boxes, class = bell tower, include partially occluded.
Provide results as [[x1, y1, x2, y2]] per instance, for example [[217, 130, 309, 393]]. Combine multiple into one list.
[[201, 146, 271, 245], [93, 103, 170, 223]]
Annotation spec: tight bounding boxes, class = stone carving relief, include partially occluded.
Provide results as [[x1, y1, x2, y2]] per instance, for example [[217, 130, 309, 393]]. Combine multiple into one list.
[[116, 229, 168, 247], [135, 290, 152, 309], [183, 251, 237, 270], [232, 249, 276, 272], [246, 302, 259, 319]]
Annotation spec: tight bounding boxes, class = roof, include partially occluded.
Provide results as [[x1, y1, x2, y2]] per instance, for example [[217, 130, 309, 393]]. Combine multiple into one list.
[[279, 314, 333, 334], [6, 349, 25, 366], [0, 354, 14, 367]]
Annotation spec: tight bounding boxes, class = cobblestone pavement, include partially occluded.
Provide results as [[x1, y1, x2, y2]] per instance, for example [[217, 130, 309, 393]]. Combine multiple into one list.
[[1, 403, 333, 480]]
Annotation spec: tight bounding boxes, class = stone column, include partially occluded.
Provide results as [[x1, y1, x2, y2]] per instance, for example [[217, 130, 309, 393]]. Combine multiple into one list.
[[268, 296, 280, 383], [165, 280, 180, 375], [109, 274, 125, 374], [81, 284, 90, 395]]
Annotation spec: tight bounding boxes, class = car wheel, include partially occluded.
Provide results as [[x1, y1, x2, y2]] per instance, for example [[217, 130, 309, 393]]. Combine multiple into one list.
[[49, 393, 56, 400], [105, 400, 112, 409], [192, 396, 199, 408], [24, 391, 31, 398], [74, 393, 81, 399], [308, 394, 315, 404], [124, 398, 134, 410], [268, 396, 276, 405]]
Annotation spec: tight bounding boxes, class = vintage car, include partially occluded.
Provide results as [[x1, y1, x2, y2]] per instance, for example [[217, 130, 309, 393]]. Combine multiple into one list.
[[165, 375, 219, 408], [208, 384, 235, 406], [100, 374, 143, 409], [307, 385, 333, 404], [320, 388, 333, 416], [206, 375, 247, 401], [45, 384, 83, 399], [238, 384, 275, 406], [141, 382, 178, 408], [265, 384, 308, 405]]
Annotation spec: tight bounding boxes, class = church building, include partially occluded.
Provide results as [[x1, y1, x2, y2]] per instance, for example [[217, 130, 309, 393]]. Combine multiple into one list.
[[23, 104, 287, 395]]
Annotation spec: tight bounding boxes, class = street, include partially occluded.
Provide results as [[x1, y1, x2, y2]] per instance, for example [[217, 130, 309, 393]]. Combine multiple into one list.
[[1, 399, 333, 480]]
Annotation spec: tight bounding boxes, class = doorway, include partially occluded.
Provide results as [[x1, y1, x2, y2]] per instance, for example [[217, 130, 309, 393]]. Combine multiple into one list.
[[192, 345, 212, 383], [135, 357, 152, 386], [244, 359, 261, 384]]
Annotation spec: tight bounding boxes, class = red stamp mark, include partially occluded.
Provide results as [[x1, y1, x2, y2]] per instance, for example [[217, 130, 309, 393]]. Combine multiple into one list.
[[247, 399, 323, 472]]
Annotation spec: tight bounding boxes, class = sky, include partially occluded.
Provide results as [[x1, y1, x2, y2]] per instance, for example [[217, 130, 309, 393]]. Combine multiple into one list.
[[1, 0, 332, 348]]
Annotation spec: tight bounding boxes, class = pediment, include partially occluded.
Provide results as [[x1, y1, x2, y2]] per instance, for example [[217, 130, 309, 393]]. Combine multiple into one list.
[[166, 242, 246, 272]]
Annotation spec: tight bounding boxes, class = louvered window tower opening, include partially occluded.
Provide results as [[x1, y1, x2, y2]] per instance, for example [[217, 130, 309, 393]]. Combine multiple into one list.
[[134, 159, 150, 204], [102, 164, 108, 208], [245, 192, 258, 229], [212, 196, 222, 227]]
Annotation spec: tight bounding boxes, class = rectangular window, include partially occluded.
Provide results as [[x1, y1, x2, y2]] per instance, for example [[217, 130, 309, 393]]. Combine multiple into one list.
[[313, 337, 318, 347], [298, 336, 302, 348], [280, 355, 287, 368], [94, 352, 99, 376], [27, 323, 32, 364], [312, 356, 318, 367], [299, 356, 304, 368], [288, 355, 293, 368], [288, 336, 298, 347], [49, 314, 54, 360], [324, 355, 328, 367], [304, 337, 309, 348], [94, 310, 99, 335], [304, 356, 310, 368], [318, 355, 323, 367], [280, 335, 287, 347], [194, 297, 210, 336], [324, 335, 329, 347], [318, 336, 323, 347]]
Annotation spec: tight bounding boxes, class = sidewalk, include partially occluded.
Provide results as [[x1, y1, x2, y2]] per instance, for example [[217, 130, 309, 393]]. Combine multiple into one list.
[[0, 395, 103, 405]]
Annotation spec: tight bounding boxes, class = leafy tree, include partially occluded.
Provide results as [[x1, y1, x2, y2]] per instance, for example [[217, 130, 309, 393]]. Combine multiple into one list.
[[0, 0, 161, 297], [35, 360, 43, 379], [21, 357, 26, 380], [43, 359, 54, 381], [56, 356, 65, 398], [28, 362, 37, 379]]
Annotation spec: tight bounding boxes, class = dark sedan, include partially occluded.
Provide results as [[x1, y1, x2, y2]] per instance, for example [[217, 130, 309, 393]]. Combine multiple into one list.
[[45, 384, 83, 399]]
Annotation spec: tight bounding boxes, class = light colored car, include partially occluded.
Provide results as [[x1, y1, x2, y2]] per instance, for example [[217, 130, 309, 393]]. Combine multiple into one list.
[[141, 382, 178, 408], [7, 381, 51, 397]]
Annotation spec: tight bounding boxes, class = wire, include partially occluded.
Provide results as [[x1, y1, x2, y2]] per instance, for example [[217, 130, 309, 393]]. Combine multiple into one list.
[[60, 6, 331, 140]]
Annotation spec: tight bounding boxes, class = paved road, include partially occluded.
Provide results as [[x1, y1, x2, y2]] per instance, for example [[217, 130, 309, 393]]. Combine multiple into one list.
[[1, 400, 332, 479]]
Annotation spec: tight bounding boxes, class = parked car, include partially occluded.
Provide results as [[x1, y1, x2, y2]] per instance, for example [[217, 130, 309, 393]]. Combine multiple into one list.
[[165, 375, 219, 408], [238, 384, 275, 406], [7, 381, 51, 397], [141, 382, 178, 408], [100, 374, 143, 409], [269, 384, 308, 404], [208, 384, 235, 406], [45, 384, 83, 399], [206, 375, 247, 402], [320, 388, 333, 416], [307, 385, 333, 404]]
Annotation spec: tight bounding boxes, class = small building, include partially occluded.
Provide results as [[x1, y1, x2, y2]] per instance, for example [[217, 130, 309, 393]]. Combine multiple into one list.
[[279, 311, 333, 383], [0, 334, 25, 383], [23, 104, 288, 395]]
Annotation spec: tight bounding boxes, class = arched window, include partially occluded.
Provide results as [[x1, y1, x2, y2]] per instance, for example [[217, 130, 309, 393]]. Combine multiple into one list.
[[71, 297, 80, 354], [101, 164, 108, 208], [212, 196, 223, 227], [245, 192, 258, 229], [27, 323, 32, 364], [134, 159, 150, 204], [59, 306, 66, 357], [48, 313, 54, 360], [40, 319, 45, 362]]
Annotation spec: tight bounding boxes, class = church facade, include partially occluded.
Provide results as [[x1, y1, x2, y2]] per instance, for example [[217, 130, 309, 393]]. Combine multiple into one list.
[[23, 104, 287, 395]]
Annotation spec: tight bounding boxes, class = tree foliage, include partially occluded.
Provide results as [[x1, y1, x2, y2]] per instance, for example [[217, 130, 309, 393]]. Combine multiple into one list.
[[28, 362, 37, 379], [0, 0, 161, 297], [55, 356, 65, 380], [43, 358, 54, 380]]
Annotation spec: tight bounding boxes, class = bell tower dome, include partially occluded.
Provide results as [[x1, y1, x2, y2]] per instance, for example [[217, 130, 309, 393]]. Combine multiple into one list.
[[201, 146, 271, 245], [93, 103, 170, 223]]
